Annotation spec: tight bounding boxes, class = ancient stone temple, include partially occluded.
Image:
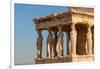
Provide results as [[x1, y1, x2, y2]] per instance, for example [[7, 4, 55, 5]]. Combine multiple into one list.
[[33, 7, 94, 64]]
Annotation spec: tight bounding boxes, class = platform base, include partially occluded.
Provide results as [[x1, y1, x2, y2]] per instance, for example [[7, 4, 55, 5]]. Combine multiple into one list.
[[35, 55, 94, 64]]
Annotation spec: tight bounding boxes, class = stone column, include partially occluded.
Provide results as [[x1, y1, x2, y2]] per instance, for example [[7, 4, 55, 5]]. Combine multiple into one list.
[[37, 30, 43, 59], [70, 24, 77, 55], [87, 25, 92, 55]]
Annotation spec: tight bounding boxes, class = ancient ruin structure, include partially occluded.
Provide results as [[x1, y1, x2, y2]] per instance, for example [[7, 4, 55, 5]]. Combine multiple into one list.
[[33, 7, 94, 64]]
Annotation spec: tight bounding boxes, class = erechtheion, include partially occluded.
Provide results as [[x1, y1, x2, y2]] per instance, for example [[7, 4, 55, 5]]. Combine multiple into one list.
[[33, 7, 94, 64]]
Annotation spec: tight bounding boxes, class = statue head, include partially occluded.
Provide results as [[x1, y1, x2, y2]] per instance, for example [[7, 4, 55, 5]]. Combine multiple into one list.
[[71, 24, 75, 31], [87, 24, 91, 32]]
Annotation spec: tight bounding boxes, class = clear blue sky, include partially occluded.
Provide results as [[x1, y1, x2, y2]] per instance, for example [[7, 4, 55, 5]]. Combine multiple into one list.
[[14, 3, 68, 65]]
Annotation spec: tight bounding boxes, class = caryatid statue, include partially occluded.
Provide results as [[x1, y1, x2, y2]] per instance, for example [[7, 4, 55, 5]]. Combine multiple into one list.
[[53, 32, 58, 57], [56, 26, 64, 57], [46, 30, 53, 58], [70, 24, 77, 55], [37, 30, 43, 59], [86, 25, 92, 55]]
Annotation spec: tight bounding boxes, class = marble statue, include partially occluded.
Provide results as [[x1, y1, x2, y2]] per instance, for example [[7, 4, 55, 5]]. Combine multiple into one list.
[[47, 30, 53, 58], [37, 30, 43, 59]]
